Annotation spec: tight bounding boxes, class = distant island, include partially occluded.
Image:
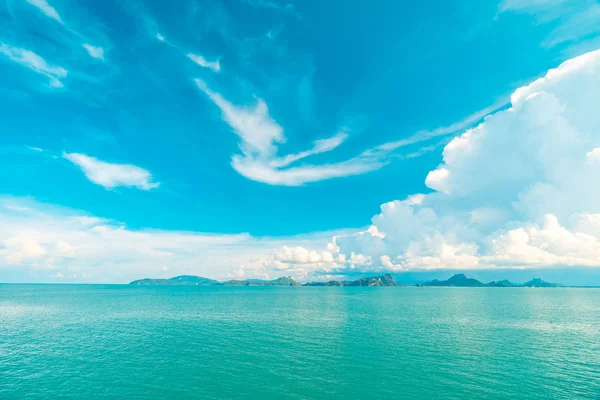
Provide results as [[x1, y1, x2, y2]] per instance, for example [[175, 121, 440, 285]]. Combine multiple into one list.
[[130, 274, 398, 287], [129, 273, 564, 288], [129, 275, 219, 286], [419, 274, 560, 288], [303, 274, 398, 287]]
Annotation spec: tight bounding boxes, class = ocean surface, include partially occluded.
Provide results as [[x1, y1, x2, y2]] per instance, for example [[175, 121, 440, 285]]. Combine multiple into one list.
[[1, 285, 599, 399]]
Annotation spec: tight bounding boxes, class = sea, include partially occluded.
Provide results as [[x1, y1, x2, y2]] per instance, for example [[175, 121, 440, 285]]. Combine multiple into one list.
[[1, 285, 599, 399]]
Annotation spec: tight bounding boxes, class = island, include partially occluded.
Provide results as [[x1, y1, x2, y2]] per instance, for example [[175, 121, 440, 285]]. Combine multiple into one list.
[[419, 274, 560, 288], [421, 273, 487, 287], [217, 276, 302, 286], [521, 278, 559, 288], [130, 273, 563, 288], [303, 274, 398, 287], [129, 275, 219, 286], [129, 274, 398, 287]]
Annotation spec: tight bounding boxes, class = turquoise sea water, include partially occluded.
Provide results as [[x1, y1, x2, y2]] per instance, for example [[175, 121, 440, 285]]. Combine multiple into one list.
[[1, 285, 599, 399]]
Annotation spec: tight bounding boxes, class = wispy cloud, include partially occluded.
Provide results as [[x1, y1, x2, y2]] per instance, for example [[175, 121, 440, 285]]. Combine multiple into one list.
[[195, 79, 283, 156], [152, 31, 221, 72], [26, 0, 63, 25], [269, 131, 348, 168], [25, 0, 105, 61], [243, 0, 297, 15], [195, 79, 384, 185], [195, 79, 503, 186], [370, 101, 507, 154], [82, 44, 104, 60], [187, 53, 221, 72], [231, 156, 384, 186], [500, 0, 600, 48], [63, 153, 159, 190], [0, 42, 67, 88]]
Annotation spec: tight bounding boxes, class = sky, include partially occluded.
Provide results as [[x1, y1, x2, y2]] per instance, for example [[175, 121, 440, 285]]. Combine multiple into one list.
[[2, 0, 600, 284]]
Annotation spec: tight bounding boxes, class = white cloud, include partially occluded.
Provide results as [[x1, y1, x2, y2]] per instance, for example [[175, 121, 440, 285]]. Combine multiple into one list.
[[263, 244, 379, 279], [195, 79, 386, 185], [500, 0, 600, 48], [587, 148, 600, 162], [0, 197, 344, 282], [372, 101, 506, 153], [63, 152, 160, 190], [265, 245, 337, 271], [0, 42, 67, 88], [0, 198, 252, 281], [195, 79, 283, 156], [26, 146, 44, 152], [266, 48, 600, 274], [424, 168, 450, 194], [268, 131, 348, 168], [244, 0, 296, 14], [156, 33, 165, 42], [187, 53, 221, 72], [26, 1, 108, 62], [486, 214, 600, 267], [3, 235, 48, 265], [194, 73, 508, 186], [500, 0, 570, 12], [231, 156, 384, 186], [26, 0, 63, 25], [402, 193, 426, 206], [82, 44, 105, 60]]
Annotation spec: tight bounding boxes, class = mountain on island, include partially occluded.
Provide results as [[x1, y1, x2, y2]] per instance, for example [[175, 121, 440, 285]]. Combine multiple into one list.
[[419, 274, 559, 288], [129, 275, 219, 286], [303, 274, 397, 287], [130, 276, 302, 286], [487, 279, 518, 287], [129, 274, 397, 287], [129, 273, 559, 288], [217, 276, 302, 286], [422, 274, 487, 287], [302, 280, 343, 286], [521, 278, 559, 288]]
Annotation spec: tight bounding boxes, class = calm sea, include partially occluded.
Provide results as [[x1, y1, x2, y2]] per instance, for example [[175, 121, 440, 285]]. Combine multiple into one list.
[[1, 285, 599, 399]]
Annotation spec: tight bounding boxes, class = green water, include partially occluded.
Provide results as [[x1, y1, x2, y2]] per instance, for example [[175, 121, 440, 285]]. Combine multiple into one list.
[[1, 285, 599, 399]]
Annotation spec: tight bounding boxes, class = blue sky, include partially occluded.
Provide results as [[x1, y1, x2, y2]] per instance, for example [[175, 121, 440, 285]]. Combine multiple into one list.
[[2, 0, 600, 283]]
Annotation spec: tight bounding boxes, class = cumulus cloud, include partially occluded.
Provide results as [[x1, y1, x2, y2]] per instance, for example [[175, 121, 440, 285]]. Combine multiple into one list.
[[0, 42, 67, 88], [63, 152, 160, 190], [265, 246, 340, 276], [82, 44, 104, 60], [486, 214, 600, 267], [187, 53, 221, 72], [263, 243, 381, 279], [265, 48, 600, 275]]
